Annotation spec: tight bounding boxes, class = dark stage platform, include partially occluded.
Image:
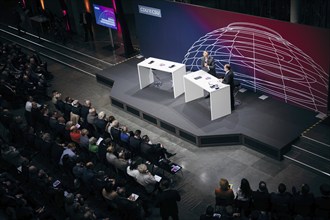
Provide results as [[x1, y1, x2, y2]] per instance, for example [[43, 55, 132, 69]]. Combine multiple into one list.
[[96, 57, 319, 160]]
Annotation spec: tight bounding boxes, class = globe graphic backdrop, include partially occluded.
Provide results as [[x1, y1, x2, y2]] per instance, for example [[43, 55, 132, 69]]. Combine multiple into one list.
[[182, 22, 328, 113]]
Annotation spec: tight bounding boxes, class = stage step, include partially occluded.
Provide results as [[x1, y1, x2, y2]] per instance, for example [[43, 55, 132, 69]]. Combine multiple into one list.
[[302, 116, 330, 146], [284, 147, 330, 178], [292, 137, 330, 160]]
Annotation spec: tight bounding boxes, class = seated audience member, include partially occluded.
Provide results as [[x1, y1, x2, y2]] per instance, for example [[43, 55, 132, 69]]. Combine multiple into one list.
[[48, 110, 59, 131], [79, 129, 89, 149], [114, 187, 143, 219], [1, 143, 28, 167], [102, 181, 118, 204], [40, 132, 53, 157], [70, 99, 81, 125], [63, 97, 73, 121], [94, 111, 107, 137], [79, 100, 92, 126], [59, 142, 77, 165], [235, 178, 252, 216], [141, 135, 176, 160], [127, 163, 157, 194], [51, 90, 61, 108], [314, 183, 330, 219], [81, 162, 96, 188], [86, 107, 97, 133], [109, 119, 121, 142], [291, 183, 314, 217], [129, 129, 142, 153], [270, 183, 292, 218], [63, 121, 74, 141], [106, 145, 129, 172], [215, 178, 234, 207], [120, 126, 131, 144], [251, 181, 270, 213], [54, 116, 66, 139], [88, 137, 98, 153], [200, 205, 221, 220], [105, 115, 116, 134], [70, 125, 81, 144], [97, 138, 112, 163]]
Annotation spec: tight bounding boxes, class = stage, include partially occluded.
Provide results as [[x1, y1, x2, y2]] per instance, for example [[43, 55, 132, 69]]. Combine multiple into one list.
[[96, 57, 319, 160]]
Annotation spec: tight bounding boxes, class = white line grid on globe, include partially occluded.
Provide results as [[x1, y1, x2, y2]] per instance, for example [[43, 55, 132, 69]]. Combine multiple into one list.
[[182, 22, 328, 113]]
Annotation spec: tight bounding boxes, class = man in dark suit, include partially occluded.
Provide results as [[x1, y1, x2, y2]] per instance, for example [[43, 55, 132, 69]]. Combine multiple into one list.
[[156, 179, 181, 220], [80, 10, 94, 42], [201, 51, 216, 76], [221, 64, 235, 110], [201, 51, 216, 99]]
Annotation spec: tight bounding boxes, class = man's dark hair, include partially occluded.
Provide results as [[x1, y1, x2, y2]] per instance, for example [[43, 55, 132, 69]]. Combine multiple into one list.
[[258, 181, 268, 192], [134, 130, 141, 137]]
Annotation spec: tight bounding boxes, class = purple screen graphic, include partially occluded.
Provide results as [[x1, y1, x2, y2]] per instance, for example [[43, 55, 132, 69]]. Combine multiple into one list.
[[93, 4, 117, 30]]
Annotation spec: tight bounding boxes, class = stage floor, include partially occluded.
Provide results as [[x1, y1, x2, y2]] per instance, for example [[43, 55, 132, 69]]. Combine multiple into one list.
[[96, 57, 319, 160]]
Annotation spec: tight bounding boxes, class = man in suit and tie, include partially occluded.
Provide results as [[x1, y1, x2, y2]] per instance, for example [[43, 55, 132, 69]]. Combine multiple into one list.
[[156, 179, 181, 220], [221, 64, 235, 110], [201, 51, 216, 98], [201, 51, 216, 76]]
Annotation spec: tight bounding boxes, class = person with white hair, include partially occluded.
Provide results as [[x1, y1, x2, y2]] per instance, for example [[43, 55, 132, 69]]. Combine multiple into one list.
[[94, 111, 107, 137], [127, 163, 157, 193], [70, 99, 81, 125]]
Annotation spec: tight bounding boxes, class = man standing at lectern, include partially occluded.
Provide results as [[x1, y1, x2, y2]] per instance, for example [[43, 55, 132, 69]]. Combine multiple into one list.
[[201, 51, 216, 98], [222, 64, 235, 110], [201, 51, 216, 76]]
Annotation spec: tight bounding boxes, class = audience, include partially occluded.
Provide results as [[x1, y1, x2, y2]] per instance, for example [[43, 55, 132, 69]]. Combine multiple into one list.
[[0, 44, 327, 219]]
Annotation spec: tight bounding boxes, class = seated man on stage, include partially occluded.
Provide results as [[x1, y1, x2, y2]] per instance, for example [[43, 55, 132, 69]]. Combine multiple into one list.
[[221, 64, 235, 110], [201, 51, 216, 99]]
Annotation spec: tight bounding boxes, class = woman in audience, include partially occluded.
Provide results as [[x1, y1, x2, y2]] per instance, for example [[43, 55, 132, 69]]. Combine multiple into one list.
[[69, 125, 81, 144], [235, 178, 252, 216], [215, 178, 235, 207]]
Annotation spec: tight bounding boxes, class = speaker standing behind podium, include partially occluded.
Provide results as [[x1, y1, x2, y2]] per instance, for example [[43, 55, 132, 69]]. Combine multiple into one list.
[[201, 51, 216, 99], [221, 64, 235, 110], [201, 51, 216, 76]]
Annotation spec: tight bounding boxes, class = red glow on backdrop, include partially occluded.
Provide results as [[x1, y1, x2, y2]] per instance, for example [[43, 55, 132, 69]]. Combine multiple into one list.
[[111, 0, 121, 33], [62, 10, 70, 31], [21, 0, 26, 8]]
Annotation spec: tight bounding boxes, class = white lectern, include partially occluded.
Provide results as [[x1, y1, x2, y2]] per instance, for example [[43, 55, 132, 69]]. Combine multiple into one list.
[[184, 70, 231, 120], [137, 57, 186, 98]]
